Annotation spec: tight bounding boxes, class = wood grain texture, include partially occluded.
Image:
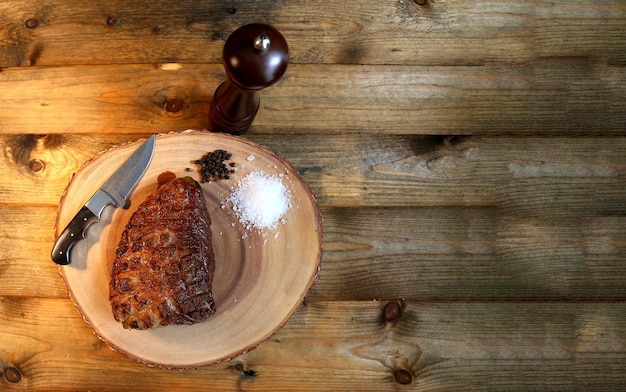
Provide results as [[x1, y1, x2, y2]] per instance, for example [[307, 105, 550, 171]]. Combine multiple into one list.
[[0, 61, 624, 135], [0, 0, 624, 67], [1, 298, 625, 391], [2, 203, 625, 301], [0, 0, 625, 389], [0, 206, 67, 298], [2, 134, 625, 209]]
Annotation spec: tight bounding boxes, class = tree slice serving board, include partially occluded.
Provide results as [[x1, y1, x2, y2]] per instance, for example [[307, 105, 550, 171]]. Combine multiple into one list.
[[55, 130, 323, 368]]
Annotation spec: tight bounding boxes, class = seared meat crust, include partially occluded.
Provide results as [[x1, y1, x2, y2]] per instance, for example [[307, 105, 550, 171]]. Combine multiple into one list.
[[110, 176, 215, 329]]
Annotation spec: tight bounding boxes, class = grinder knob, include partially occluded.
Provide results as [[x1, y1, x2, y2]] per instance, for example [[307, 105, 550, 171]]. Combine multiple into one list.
[[209, 23, 289, 134]]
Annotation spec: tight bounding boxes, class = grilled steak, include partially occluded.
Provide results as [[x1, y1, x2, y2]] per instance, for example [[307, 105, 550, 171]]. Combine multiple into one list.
[[110, 176, 216, 329]]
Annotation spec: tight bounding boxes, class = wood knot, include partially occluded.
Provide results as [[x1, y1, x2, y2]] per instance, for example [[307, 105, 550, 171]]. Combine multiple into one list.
[[394, 368, 413, 385], [106, 16, 120, 26], [165, 99, 184, 113], [414, 0, 428, 5], [6, 134, 65, 168], [29, 158, 45, 173], [233, 363, 256, 377], [212, 31, 228, 41], [383, 301, 401, 322], [24, 18, 38, 29], [152, 87, 190, 115], [152, 26, 167, 35], [4, 366, 22, 383]]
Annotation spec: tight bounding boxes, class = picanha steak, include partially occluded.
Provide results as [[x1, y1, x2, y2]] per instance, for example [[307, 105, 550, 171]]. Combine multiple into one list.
[[109, 175, 216, 329]]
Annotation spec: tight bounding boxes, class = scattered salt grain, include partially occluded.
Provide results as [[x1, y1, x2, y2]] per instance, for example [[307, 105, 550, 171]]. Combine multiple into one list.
[[228, 171, 291, 231]]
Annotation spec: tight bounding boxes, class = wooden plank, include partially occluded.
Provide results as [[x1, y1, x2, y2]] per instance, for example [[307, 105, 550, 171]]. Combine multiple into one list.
[[259, 60, 626, 135], [0, 206, 67, 298], [0, 133, 147, 207], [256, 133, 626, 210], [3, 205, 625, 300], [0, 1, 623, 390], [0, 61, 624, 135], [0, 0, 624, 67], [0, 64, 221, 135], [312, 207, 626, 301], [1, 298, 625, 391], [2, 134, 625, 209]]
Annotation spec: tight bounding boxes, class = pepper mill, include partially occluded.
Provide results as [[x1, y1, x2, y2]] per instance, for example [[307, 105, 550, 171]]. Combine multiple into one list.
[[209, 23, 289, 134]]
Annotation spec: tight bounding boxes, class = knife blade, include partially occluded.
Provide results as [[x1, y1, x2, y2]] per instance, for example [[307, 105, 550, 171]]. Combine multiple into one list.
[[51, 135, 156, 265]]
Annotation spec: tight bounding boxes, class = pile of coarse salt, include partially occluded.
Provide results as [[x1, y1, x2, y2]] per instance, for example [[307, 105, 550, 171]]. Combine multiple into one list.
[[227, 171, 292, 232]]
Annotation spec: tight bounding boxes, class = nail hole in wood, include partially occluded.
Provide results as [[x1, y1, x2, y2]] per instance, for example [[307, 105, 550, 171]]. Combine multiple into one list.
[[233, 363, 256, 377], [29, 159, 44, 173], [165, 99, 184, 113], [4, 367, 22, 383], [394, 368, 413, 385], [106, 16, 119, 26], [383, 301, 401, 322], [24, 18, 38, 29]]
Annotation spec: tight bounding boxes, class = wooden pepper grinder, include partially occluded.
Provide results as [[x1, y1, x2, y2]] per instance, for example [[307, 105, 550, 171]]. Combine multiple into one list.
[[209, 23, 289, 134]]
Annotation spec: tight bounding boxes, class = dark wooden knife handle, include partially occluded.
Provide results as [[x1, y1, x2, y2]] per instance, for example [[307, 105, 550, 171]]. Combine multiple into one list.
[[51, 206, 98, 265]]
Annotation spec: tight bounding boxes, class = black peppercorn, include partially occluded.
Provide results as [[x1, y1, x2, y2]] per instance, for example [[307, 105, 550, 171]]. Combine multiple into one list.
[[194, 149, 235, 183]]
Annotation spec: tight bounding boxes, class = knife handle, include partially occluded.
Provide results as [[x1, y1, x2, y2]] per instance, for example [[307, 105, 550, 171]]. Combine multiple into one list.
[[51, 206, 99, 265]]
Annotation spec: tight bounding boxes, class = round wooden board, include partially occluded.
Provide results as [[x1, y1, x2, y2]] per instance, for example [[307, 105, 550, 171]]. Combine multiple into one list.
[[56, 130, 322, 368]]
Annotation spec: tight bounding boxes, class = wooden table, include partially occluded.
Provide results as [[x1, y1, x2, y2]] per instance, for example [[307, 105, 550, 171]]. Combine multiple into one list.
[[1, 1, 625, 390]]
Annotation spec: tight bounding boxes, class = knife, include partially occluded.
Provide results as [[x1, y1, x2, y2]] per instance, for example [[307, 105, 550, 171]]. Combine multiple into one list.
[[51, 135, 156, 265]]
